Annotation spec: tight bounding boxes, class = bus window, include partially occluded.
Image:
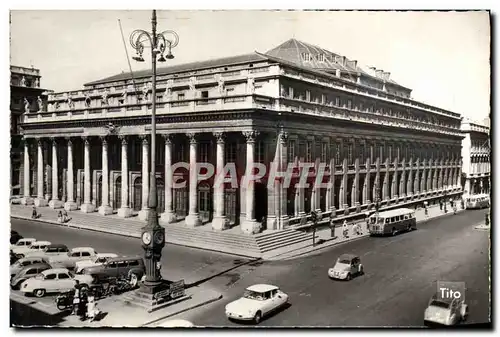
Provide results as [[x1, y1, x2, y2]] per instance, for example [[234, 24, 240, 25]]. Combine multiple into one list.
[[404, 215, 409, 220], [378, 218, 384, 224], [370, 217, 377, 224]]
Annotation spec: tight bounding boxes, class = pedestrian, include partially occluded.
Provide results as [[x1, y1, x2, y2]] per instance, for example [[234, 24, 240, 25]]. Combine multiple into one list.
[[86, 290, 101, 322], [453, 204, 457, 215], [57, 211, 63, 223], [63, 209, 69, 223], [31, 206, 37, 219], [342, 220, 349, 238], [353, 222, 361, 235], [72, 280, 81, 315], [439, 200, 443, 211]]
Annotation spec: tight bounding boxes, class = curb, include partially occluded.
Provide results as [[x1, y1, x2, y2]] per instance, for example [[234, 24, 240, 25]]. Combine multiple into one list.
[[275, 209, 467, 261], [141, 292, 223, 327]]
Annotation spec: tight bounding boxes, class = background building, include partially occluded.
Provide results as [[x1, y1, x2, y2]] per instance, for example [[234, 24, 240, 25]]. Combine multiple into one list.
[[10, 65, 48, 197], [461, 118, 490, 195], [18, 38, 464, 234]]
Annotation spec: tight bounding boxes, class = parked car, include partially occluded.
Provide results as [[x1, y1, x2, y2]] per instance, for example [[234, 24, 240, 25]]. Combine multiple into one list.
[[11, 230, 23, 245], [11, 263, 52, 290], [49, 247, 98, 270], [74, 256, 145, 287], [225, 284, 289, 324], [28, 244, 70, 259], [328, 254, 364, 281], [424, 293, 468, 326], [10, 238, 36, 252], [20, 268, 77, 298], [75, 253, 118, 274], [15, 241, 52, 259], [10, 256, 50, 278]]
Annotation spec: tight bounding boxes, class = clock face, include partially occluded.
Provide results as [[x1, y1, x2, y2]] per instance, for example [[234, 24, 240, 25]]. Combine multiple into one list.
[[142, 232, 152, 245], [154, 231, 165, 245]]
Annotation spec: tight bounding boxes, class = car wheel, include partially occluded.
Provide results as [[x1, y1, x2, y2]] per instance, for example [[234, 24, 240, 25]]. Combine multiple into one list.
[[346, 273, 352, 281], [129, 273, 138, 287], [391, 227, 397, 236], [407, 224, 412, 232], [33, 289, 46, 298], [253, 311, 262, 324], [359, 267, 364, 275]]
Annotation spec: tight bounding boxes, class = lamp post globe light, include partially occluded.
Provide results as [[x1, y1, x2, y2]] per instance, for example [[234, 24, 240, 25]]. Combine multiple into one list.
[[129, 10, 179, 295]]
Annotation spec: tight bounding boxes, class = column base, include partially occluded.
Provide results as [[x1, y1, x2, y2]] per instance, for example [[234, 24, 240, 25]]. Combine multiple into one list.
[[80, 203, 96, 213], [138, 208, 150, 221], [49, 199, 64, 209], [185, 213, 202, 227], [241, 219, 261, 235], [266, 216, 278, 230], [117, 207, 133, 218], [21, 197, 34, 205], [44, 194, 51, 201], [98, 205, 114, 216], [211, 216, 228, 231], [34, 198, 48, 207], [160, 210, 176, 224], [64, 201, 78, 211], [329, 207, 337, 218], [279, 216, 290, 229]]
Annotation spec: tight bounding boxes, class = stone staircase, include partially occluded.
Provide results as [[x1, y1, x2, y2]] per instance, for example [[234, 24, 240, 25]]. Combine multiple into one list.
[[10, 205, 313, 259]]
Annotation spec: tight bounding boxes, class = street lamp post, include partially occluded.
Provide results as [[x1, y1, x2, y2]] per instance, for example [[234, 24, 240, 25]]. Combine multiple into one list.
[[129, 10, 179, 295]]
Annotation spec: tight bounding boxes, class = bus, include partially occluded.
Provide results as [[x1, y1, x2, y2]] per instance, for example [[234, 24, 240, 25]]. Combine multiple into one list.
[[368, 208, 417, 236], [465, 194, 490, 210]]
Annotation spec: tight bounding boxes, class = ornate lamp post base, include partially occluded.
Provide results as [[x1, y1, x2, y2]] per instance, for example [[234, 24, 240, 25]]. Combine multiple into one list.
[[124, 280, 189, 313]]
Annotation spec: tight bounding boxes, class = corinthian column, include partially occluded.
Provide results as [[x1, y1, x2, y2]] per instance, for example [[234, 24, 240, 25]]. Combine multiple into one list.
[[80, 137, 95, 213], [117, 135, 132, 218], [241, 130, 261, 234], [64, 138, 77, 211], [34, 138, 48, 207], [160, 134, 176, 223], [212, 132, 228, 230], [138, 135, 150, 220], [21, 139, 34, 205], [98, 136, 113, 215], [49, 138, 63, 208], [185, 133, 201, 227]]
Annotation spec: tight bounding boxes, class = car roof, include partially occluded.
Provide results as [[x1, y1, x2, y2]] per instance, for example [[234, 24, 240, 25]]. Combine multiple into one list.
[[107, 256, 143, 262], [32, 241, 51, 246], [246, 284, 279, 293], [20, 238, 36, 242], [431, 293, 453, 304], [71, 247, 95, 252], [43, 268, 70, 274], [338, 253, 359, 260], [47, 244, 69, 249], [97, 253, 118, 257], [21, 262, 51, 270], [370, 208, 414, 218], [18, 256, 47, 262]]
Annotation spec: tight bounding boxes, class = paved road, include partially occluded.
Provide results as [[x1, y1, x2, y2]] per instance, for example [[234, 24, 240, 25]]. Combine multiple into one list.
[[168, 209, 490, 327], [10, 218, 250, 286]]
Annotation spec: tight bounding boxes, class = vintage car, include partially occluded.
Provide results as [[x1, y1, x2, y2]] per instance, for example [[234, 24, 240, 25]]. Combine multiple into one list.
[[15, 240, 52, 258], [74, 256, 145, 287], [157, 319, 195, 327], [328, 254, 364, 281], [74, 253, 118, 274], [28, 244, 70, 259], [225, 284, 289, 324], [20, 267, 77, 298], [10, 262, 52, 290], [424, 293, 468, 326], [10, 238, 36, 252], [48, 247, 98, 270], [10, 256, 50, 278]]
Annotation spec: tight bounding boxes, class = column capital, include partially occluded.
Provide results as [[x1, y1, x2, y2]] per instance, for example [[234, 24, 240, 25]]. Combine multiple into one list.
[[243, 130, 260, 143], [213, 132, 226, 144], [35, 137, 43, 146], [278, 131, 289, 144], [81, 136, 89, 146], [50, 137, 58, 145], [118, 135, 128, 145], [99, 135, 108, 145], [139, 134, 149, 145], [161, 133, 173, 144], [186, 132, 197, 144]]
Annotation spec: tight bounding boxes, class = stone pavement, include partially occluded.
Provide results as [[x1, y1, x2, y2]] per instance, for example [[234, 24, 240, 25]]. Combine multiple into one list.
[[57, 286, 221, 327], [265, 204, 466, 260]]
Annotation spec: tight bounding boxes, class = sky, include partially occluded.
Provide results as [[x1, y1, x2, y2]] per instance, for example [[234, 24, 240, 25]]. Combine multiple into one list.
[[9, 10, 490, 121]]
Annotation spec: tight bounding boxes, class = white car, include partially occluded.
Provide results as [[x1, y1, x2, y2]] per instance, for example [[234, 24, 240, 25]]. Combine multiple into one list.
[[74, 253, 118, 274], [10, 238, 36, 253], [157, 319, 195, 327], [20, 268, 77, 298], [14, 241, 52, 258], [10, 256, 50, 278], [225, 284, 289, 324], [424, 293, 468, 326], [49, 247, 98, 269], [328, 254, 364, 281]]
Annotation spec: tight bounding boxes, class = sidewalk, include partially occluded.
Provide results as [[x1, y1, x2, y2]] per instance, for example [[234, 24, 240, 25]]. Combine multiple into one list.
[[266, 204, 465, 260], [54, 286, 221, 327]]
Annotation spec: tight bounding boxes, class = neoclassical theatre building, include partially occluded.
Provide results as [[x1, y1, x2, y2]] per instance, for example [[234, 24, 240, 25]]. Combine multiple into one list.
[[461, 119, 490, 195], [19, 39, 464, 234]]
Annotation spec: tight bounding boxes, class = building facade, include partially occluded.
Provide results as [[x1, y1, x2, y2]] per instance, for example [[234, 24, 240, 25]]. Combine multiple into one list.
[[19, 39, 463, 234], [461, 119, 490, 195], [10, 65, 48, 197]]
